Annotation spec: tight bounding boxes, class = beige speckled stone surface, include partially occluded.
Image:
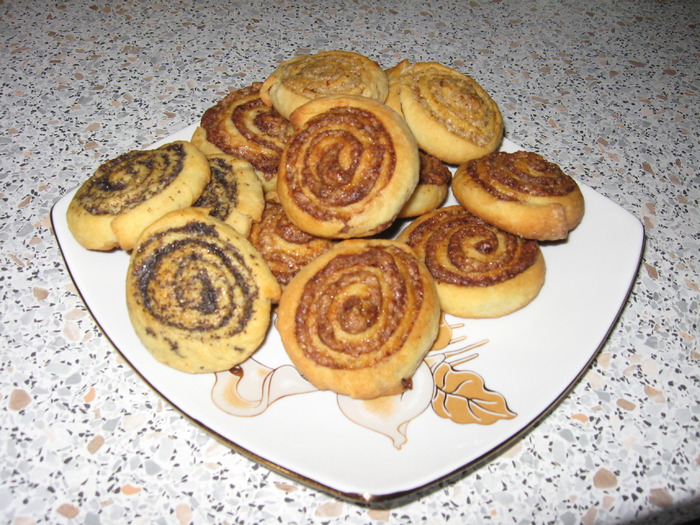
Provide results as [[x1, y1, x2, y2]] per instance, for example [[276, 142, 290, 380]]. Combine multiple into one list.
[[1, 0, 698, 523]]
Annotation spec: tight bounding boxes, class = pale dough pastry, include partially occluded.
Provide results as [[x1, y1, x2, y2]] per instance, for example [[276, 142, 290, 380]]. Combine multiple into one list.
[[277, 95, 419, 238], [66, 141, 210, 251], [126, 207, 281, 373], [199, 82, 293, 194], [392, 61, 503, 164], [452, 150, 585, 240], [259, 50, 389, 119], [398, 151, 452, 218], [248, 194, 336, 287], [276, 239, 440, 399], [398, 205, 545, 318], [194, 154, 264, 237]]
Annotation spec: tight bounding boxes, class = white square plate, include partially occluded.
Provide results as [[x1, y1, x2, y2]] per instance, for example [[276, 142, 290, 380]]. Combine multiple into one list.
[[51, 124, 643, 501]]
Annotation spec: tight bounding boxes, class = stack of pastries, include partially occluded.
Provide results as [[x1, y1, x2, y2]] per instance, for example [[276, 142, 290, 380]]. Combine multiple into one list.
[[66, 50, 584, 399]]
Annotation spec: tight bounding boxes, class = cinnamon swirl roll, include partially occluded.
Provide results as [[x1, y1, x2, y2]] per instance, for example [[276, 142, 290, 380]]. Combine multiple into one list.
[[452, 150, 585, 241], [193, 154, 264, 237], [277, 95, 420, 238], [393, 61, 503, 164], [248, 195, 335, 287], [259, 50, 389, 120], [126, 207, 281, 373], [398, 151, 452, 218], [66, 141, 210, 251], [277, 239, 440, 399], [199, 82, 293, 193], [397, 205, 545, 318]]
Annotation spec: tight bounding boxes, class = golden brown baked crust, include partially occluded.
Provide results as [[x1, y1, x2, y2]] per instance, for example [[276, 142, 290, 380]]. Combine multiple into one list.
[[190, 126, 225, 156], [452, 150, 585, 240], [199, 82, 293, 193], [276, 239, 440, 399], [193, 154, 264, 237], [398, 151, 452, 218], [397, 205, 545, 318], [126, 207, 281, 373], [66, 141, 210, 251], [383, 58, 409, 115], [277, 94, 419, 238], [394, 61, 503, 164], [259, 50, 389, 120], [248, 195, 335, 287]]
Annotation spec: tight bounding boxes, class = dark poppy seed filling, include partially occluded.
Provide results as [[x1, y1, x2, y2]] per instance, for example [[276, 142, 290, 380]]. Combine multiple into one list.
[[78, 143, 185, 215], [132, 221, 257, 336]]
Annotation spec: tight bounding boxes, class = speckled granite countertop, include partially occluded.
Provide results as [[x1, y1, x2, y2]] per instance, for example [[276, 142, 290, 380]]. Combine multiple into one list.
[[2, 0, 698, 523]]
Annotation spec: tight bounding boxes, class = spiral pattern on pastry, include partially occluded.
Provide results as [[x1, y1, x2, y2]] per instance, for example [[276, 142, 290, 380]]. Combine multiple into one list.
[[397, 205, 545, 318], [278, 95, 419, 238], [126, 208, 281, 373], [193, 154, 264, 236], [397, 62, 503, 164], [248, 197, 335, 287], [452, 150, 585, 240], [200, 82, 292, 192], [276, 239, 440, 399], [66, 141, 210, 251], [259, 50, 389, 119], [78, 147, 182, 214]]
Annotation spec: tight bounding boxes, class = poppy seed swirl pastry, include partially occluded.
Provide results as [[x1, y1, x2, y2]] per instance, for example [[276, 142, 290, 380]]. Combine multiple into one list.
[[397, 205, 545, 318], [66, 141, 210, 251], [198, 82, 293, 193], [277, 95, 420, 238], [248, 195, 336, 287], [193, 154, 265, 237], [392, 61, 503, 164], [452, 150, 585, 241], [126, 207, 281, 373], [259, 50, 389, 120], [276, 239, 441, 400]]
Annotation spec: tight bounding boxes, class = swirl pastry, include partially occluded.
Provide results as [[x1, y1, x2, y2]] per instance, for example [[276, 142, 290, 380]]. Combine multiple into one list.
[[276, 239, 441, 399], [452, 150, 585, 241], [126, 207, 281, 373], [277, 95, 420, 238], [190, 126, 225, 156], [259, 50, 389, 120], [397, 205, 545, 318], [248, 195, 335, 287], [398, 151, 452, 218], [383, 58, 409, 115], [66, 141, 210, 251], [193, 154, 264, 237], [199, 82, 293, 193], [392, 61, 503, 164]]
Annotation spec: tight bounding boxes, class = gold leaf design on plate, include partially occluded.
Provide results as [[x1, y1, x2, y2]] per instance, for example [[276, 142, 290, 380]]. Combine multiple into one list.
[[431, 361, 516, 425]]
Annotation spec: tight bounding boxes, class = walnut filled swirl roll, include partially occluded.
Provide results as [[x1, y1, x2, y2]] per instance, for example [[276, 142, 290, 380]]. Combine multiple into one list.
[[276, 239, 440, 400], [397, 205, 545, 318], [277, 95, 420, 239], [452, 150, 585, 240], [126, 207, 281, 373], [248, 195, 335, 287], [198, 82, 293, 193], [66, 141, 210, 251], [393, 61, 503, 164], [259, 50, 389, 120]]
